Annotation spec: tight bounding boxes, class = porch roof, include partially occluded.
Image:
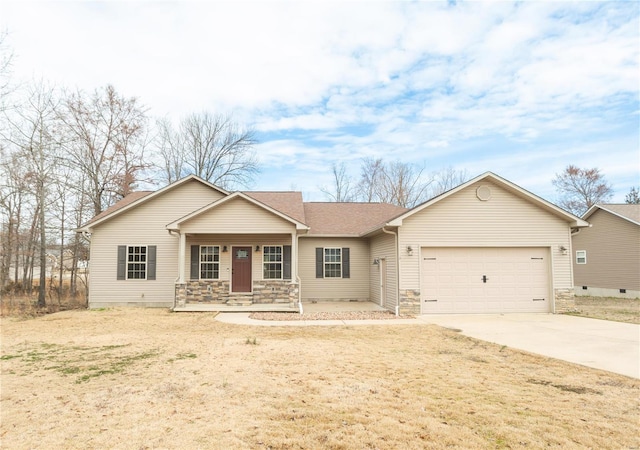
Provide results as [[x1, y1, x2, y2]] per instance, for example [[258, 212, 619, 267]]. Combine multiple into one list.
[[166, 191, 310, 231]]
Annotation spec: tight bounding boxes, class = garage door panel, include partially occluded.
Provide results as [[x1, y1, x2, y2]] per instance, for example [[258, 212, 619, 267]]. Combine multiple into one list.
[[421, 247, 550, 314]]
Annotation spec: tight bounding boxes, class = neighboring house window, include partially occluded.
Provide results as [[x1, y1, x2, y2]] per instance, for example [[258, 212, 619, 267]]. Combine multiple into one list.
[[263, 246, 283, 279], [117, 245, 156, 281], [576, 250, 587, 264], [315, 247, 350, 278], [200, 246, 220, 279]]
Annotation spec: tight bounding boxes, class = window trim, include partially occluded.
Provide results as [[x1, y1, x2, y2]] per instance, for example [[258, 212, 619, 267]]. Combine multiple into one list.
[[576, 250, 587, 265], [127, 245, 147, 280], [262, 245, 283, 280], [199, 245, 220, 280], [315, 247, 350, 279], [323, 247, 342, 278]]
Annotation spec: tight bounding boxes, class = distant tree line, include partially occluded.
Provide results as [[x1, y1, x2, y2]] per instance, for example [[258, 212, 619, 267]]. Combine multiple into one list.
[[319, 160, 470, 208], [0, 36, 256, 306]]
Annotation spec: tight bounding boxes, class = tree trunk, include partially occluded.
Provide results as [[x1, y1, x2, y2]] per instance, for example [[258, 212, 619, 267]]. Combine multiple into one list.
[[37, 178, 46, 307]]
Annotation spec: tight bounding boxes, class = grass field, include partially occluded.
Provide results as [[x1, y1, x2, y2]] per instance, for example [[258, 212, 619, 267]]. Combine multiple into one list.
[[1, 308, 638, 449], [570, 296, 639, 324]]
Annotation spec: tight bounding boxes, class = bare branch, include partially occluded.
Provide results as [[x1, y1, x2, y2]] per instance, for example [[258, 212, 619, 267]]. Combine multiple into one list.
[[552, 165, 613, 215]]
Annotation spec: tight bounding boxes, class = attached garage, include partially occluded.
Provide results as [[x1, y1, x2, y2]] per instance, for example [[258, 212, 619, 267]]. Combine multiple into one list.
[[382, 172, 590, 315], [420, 247, 550, 314]]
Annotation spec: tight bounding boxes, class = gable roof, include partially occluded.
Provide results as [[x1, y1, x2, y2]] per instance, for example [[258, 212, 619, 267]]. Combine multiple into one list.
[[583, 204, 640, 226], [77, 175, 228, 232], [386, 171, 589, 228], [167, 191, 310, 231], [84, 191, 153, 226], [244, 191, 307, 224], [304, 203, 408, 236]]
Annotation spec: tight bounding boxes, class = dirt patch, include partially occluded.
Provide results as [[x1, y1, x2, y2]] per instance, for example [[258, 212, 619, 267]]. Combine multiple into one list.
[[569, 296, 639, 324], [1, 308, 638, 449]]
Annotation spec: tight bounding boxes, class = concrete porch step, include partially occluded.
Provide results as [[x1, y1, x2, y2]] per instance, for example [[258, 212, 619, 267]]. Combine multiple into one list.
[[226, 296, 253, 306], [173, 303, 298, 312]]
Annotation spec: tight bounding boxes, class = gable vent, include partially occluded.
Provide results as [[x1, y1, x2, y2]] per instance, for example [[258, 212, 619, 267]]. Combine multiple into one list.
[[476, 185, 492, 201]]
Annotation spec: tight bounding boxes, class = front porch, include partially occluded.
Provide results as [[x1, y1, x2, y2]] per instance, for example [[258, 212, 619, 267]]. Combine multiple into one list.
[[173, 300, 385, 313], [174, 279, 299, 310]]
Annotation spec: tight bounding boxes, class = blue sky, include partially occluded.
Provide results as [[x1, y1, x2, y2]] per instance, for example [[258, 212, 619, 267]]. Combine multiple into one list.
[[2, 1, 638, 203]]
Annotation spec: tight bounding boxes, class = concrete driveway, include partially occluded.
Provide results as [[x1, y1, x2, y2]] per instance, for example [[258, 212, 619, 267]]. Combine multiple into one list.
[[419, 314, 640, 379]]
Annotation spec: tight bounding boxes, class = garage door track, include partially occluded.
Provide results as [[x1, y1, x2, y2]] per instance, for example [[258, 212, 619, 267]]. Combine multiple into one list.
[[419, 314, 639, 378]]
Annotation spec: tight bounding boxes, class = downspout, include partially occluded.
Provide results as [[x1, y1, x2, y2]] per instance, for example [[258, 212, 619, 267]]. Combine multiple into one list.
[[382, 226, 400, 317]]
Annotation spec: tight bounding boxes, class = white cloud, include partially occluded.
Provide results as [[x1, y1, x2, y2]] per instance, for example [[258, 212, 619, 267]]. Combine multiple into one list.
[[1, 1, 638, 202]]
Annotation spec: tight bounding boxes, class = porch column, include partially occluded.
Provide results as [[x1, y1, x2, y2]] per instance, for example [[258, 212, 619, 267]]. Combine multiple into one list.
[[291, 232, 297, 281], [178, 231, 186, 283]]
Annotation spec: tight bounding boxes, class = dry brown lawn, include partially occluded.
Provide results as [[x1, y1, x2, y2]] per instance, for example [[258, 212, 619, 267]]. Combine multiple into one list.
[[1, 309, 638, 449], [571, 296, 640, 324]]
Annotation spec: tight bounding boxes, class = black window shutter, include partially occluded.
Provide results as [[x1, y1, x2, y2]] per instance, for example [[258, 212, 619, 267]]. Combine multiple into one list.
[[147, 245, 156, 280], [190, 245, 199, 280], [283, 245, 292, 280], [342, 248, 350, 278], [315, 248, 323, 278], [117, 245, 126, 280]]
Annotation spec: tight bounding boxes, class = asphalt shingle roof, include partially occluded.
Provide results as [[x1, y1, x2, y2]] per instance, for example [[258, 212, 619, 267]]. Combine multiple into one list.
[[599, 204, 640, 224], [303, 202, 408, 235], [84, 187, 407, 235]]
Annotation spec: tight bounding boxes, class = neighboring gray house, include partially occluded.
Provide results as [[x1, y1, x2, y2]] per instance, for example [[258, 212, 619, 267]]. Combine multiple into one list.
[[573, 204, 640, 299], [78, 172, 588, 315]]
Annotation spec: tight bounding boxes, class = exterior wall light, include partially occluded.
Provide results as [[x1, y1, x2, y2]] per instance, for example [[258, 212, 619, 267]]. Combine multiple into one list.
[[559, 245, 568, 255], [222, 246, 228, 252], [372, 258, 380, 265], [255, 245, 261, 252], [406, 245, 413, 256]]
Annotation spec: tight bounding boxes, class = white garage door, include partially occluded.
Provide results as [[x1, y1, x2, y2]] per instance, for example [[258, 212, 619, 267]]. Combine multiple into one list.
[[420, 247, 550, 314]]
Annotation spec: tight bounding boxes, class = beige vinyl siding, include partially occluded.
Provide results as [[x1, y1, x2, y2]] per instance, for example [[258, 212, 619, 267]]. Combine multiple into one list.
[[398, 181, 572, 292], [299, 237, 370, 301], [88, 180, 224, 307], [573, 209, 640, 291], [369, 232, 397, 311], [184, 234, 292, 283], [180, 197, 296, 234]]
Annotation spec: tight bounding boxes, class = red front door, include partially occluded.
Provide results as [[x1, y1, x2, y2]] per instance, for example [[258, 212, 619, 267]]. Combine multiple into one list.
[[232, 246, 252, 292]]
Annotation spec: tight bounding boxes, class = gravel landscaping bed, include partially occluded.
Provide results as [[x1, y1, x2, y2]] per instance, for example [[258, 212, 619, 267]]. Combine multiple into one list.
[[249, 311, 414, 321]]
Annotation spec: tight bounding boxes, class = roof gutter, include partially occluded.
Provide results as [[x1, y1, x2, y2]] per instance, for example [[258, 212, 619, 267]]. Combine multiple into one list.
[[382, 226, 400, 317]]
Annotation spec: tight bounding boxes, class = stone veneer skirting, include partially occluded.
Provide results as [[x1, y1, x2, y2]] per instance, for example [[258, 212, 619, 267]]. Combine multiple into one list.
[[553, 288, 575, 313], [399, 289, 421, 316], [397, 288, 576, 315], [175, 280, 298, 307]]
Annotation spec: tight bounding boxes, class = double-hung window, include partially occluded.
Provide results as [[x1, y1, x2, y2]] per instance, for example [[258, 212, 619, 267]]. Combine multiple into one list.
[[118, 245, 156, 280], [324, 248, 342, 278], [200, 246, 220, 279], [263, 245, 283, 279], [315, 247, 350, 279], [127, 246, 147, 279], [576, 250, 587, 264]]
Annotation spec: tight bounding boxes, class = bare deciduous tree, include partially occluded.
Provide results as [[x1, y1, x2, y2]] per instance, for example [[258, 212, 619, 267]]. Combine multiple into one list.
[[552, 165, 613, 216], [0, 29, 15, 111], [625, 187, 640, 204], [1, 81, 61, 306], [429, 166, 470, 198], [322, 158, 435, 207], [319, 162, 358, 202], [357, 157, 384, 202], [156, 112, 258, 189], [377, 161, 431, 208], [60, 85, 148, 215]]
